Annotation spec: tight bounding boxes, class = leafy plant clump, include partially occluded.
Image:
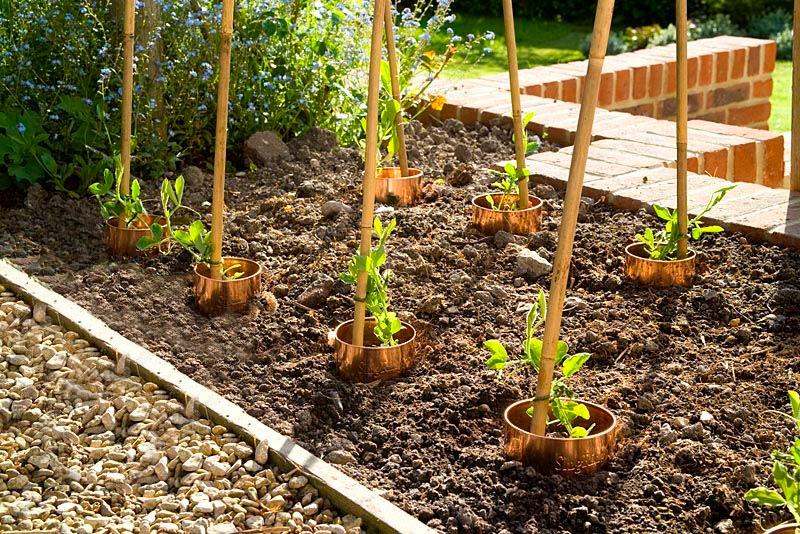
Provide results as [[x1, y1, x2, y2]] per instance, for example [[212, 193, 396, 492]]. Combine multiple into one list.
[[135, 177, 243, 280], [744, 391, 800, 524], [484, 290, 593, 438], [88, 156, 147, 228], [484, 112, 539, 211], [1, 0, 494, 193], [635, 185, 734, 261], [340, 218, 402, 346]]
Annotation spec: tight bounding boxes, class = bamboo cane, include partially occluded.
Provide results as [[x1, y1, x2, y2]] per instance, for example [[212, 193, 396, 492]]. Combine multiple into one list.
[[209, 0, 235, 280], [352, 0, 388, 347], [529, 0, 615, 436], [501, 0, 529, 209], [119, 0, 135, 228], [676, 0, 689, 258], [792, 0, 800, 190], [383, 0, 409, 177]]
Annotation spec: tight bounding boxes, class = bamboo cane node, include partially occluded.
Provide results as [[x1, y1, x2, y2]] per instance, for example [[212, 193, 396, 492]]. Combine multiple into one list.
[[532, 393, 551, 402], [352, 295, 367, 303]]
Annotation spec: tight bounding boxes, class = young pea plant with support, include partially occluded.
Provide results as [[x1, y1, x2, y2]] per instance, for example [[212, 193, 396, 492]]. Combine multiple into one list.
[[88, 155, 148, 227], [339, 217, 402, 346], [484, 111, 540, 211], [635, 184, 735, 260], [744, 390, 800, 525], [484, 289, 593, 438], [136, 176, 243, 280], [366, 86, 403, 171]]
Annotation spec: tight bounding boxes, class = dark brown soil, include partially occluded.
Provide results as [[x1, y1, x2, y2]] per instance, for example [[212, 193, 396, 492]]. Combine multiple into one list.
[[1, 119, 799, 533]]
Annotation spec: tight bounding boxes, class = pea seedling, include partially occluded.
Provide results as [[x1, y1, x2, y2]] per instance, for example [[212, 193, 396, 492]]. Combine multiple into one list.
[[635, 185, 735, 260], [340, 217, 402, 346], [484, 289, 593, 438], [485, 112, 539, 211], [744, 390, 800, 523], [136, 176, 243, 280], [88, 156, 147, 227]]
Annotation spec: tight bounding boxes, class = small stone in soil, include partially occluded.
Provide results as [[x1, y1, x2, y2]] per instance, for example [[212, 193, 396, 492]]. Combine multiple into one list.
[[325, 450, 357, 465], [514, 247, 553, 278], [494, 230, 516, 250], [321, 200, 353, 220]]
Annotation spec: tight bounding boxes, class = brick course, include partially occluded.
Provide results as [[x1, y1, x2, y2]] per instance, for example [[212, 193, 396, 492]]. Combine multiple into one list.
[[431, 37, 776, 129]]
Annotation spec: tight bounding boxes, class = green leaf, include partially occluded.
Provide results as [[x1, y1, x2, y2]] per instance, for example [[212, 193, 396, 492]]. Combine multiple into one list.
[[563, 352, 590, 378], [149, 222, 164, 242], [136, 236, 158, 250], [131, 179, 141, 200], [789, 390, 800, 421], [555, 340, 569, 362], [653, 204, 673, 221], [522, 111, 535, 127], [538, 290, 547, 319], [483, 340, 508, 370], [744, 487, 786, 507], [570, 426, 589, 438], [525, 338, 543, 369], [40, 152, 57, 174], [380, 60, 392, 94], [774, 461, 794, 500], [572, 401, 590, 420], [188, 220, 203, 241]]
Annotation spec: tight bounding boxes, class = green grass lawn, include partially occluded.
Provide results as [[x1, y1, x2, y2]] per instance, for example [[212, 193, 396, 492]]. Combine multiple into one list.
[[770, 60, 792, 132], [435, 15, 590, 79], [439, 16, 791, 132]]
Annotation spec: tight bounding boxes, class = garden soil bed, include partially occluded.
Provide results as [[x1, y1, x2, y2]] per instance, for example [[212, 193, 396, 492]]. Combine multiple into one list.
[[1, 119, 799, 533]]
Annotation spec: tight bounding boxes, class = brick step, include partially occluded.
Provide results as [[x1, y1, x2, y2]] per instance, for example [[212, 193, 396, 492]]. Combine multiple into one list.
[[516, 157, 799, 248], [429, 85, 782, 189], [596, 119, 784, 186]]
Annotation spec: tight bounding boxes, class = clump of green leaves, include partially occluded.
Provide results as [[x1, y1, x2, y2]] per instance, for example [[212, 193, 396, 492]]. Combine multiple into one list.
[[340, 218, 402, 346], [744, 391, 800, 524], [484, 289, 593, 438], [88, 155, 147, 228], [135, 176, 186, 254], [484, 112, 538, 211], [0, 110, 61, 191], [134, 177, 243, 280], [635, 185, 734, 260]]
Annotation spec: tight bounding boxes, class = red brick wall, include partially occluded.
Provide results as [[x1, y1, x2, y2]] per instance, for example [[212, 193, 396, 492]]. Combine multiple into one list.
[[497, 36, 777, 130]]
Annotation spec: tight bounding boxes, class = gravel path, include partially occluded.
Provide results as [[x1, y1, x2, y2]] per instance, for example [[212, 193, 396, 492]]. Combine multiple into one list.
[[0, 286, 363, 534]]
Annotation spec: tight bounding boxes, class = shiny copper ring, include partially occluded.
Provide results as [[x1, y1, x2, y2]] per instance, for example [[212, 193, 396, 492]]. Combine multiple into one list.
[[624, 242, 696, 288], [471, 194, 543, 236], [193, 256, 262, 315], [375, 167, 424, 207], [503, 398, 618, 476], [105, 214, 166, 258], [333, 319, 417, 382]]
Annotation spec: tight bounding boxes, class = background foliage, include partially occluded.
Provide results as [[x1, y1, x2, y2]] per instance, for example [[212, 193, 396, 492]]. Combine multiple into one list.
[[449, 0, 794, 29], [0, 0, 489, 193]]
